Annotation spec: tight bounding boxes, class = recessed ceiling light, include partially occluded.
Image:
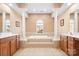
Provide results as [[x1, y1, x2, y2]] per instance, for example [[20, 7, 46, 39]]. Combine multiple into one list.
[[67, 3, 72, 6], [8, 4, 13, 6], [32, 9, 36, 12], [43, 9, 47, 12]]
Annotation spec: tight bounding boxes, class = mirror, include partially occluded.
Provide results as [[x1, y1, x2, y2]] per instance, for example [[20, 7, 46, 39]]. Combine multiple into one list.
[[5, 13, 10, 32], [0, 13, 2, 32], [78, 13, 79, 32], [36, 20, 44, 33], [70, 13, 75, 34]]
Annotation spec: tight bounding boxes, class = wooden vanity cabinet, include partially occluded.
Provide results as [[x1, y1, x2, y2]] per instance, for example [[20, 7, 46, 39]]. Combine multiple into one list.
[[68, 36, 79, 56], [0, 35, 20, 56], [60, 35, 79, 56]]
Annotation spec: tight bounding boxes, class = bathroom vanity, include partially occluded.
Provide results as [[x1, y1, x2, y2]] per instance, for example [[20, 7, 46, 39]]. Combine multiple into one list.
[[0, 34, 20, 56], [60, 34, 79, 56]]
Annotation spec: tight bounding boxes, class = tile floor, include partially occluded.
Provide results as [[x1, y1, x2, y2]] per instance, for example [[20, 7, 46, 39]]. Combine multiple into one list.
[[14, 48, 67, 56]]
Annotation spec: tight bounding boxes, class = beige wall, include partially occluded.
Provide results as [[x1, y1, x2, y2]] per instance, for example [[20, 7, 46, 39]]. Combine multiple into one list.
[[26, 13, 54, 36], [0, 4, 21, 34], [58, 4, 77, 34], [10, 10, 21, 34]]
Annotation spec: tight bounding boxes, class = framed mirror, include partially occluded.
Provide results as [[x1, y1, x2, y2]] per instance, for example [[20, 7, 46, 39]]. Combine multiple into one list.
[[70, 13, 75, 34], [0, 13, 3, 32], [60, 19, 64, 26], [5, 13, 10, 32]]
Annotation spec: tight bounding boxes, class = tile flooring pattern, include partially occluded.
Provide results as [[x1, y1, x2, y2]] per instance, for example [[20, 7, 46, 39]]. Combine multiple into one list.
[[14, 48, 67, 56]]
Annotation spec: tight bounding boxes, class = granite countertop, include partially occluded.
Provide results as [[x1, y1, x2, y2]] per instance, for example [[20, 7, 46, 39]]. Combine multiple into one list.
[[0, 33, 18, 39], [61, 33, 79, 38]]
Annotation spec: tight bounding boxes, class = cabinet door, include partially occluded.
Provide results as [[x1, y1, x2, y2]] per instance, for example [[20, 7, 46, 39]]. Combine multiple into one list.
[[68, 36, 74, 55], [11, 38, 17, 55], [60, 35, 68, 54], [16, 35, 20, 49], [63, 36, 68, 53], [0, 41, 10, 56], [68, 37, 74, 49], [60, 36, 64, 50]]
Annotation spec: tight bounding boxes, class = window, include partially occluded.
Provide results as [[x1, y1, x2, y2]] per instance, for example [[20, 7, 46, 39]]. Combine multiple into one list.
[[36, 20, 44, 33]]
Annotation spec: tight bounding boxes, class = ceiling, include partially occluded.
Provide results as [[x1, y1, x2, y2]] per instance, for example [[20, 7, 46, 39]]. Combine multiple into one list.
[[52, 3, 63, 8], [7, 3, 72, 16], [15, 3, 64, 13], [16, 3, 28, 8], [16, 3, 63, 9]]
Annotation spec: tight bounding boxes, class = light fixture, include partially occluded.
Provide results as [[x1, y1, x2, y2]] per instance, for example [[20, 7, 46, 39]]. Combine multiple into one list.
[[67, 3, 72, 6], [8, 4, 13, 6], [32, 9, 36, 12], [43, 9, 47, 12]]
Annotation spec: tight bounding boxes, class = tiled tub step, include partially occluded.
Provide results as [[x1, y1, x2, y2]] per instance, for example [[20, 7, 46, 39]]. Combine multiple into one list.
[[21, 42, 59, 48], [20, 40, 60, 48], [27, 39, 52, 42], [26, 42, 53, 48]]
